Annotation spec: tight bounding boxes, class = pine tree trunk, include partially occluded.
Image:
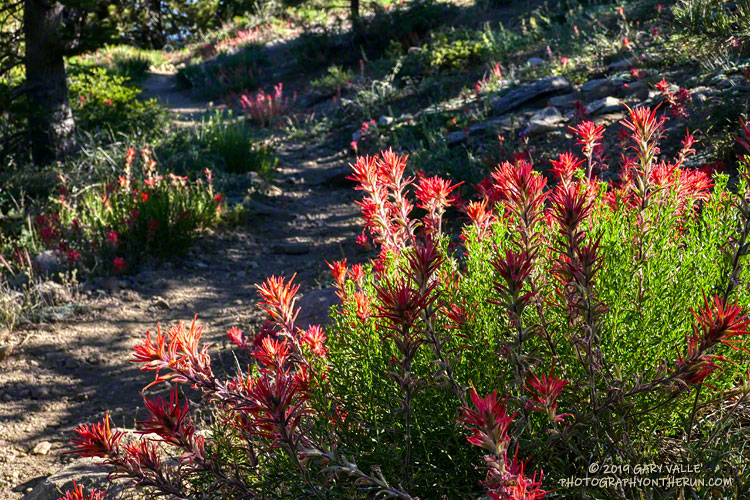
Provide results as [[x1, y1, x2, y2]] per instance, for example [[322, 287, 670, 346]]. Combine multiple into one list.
[[24, 0, 76, 164], [350, 0, 360, 29]]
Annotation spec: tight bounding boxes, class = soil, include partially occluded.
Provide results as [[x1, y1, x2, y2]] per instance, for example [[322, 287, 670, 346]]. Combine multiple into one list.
[[0, 72, 363, 498]]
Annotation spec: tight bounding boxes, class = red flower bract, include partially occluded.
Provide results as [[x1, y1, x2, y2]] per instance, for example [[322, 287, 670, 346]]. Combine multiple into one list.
[[70, 413, 123, 458], [57, 481, 106, 500], [459, 386, 515, 455]]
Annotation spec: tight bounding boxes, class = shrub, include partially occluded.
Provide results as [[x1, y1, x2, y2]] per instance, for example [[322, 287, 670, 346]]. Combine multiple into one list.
[[38, 147, 222, 274], [74, 45, 165, 83], [311, 65, 356, 93], [63, 110, 750, 499], [68, 67, 168, 137], [200, 111, 279, 174], [239, 82, 293, 127], [425, 30, 490, 71]]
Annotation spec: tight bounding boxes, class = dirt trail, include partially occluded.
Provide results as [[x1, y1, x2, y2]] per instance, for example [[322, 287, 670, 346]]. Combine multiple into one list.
[[139, 70, 209, 125], [0, 72, 362, 498]]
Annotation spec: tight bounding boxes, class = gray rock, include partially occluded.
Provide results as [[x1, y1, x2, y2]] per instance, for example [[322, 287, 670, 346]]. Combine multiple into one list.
[[445, 114, 522, 145], [0, 343, 12, 362], [622, 80, 648, 99], [295, 287, 339, 330], [525, 107, 564, 135], [548, 92, 581, 108], [378, 115, 394, 126], [21, 457, 126, 500], [244, 199, 290, 217], [33, 251, 60, 274], [581, 78, 617, 98], [446, 130, 467, 145], [491, 76, 574, 116], [31, 441, 51, 456], [35, 281, 71, 306], [151, 297, 170, 310], [272, 242, 311, 255], [527, 57, 545, 67], [319, 166, 358, 189], [30, 386, 49, 399], [608, 57, 636, 71], [586, 96, 623, 115], [64, 357, 81, 370]]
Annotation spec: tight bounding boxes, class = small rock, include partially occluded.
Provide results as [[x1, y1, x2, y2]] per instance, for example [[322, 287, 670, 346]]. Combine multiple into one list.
[[152, 297, 170, 310], [491, 76, 574, 116], [547, 92, 580, 108], [101, 276, 120, 294], [33, 251, 60, 275], [246, 261, 259, 269], [21, 457, 125, 500], [272, 242, 311, 255], [2, 393, 12, 402], [296, 287, 339, 330], [320, 166, 358, 189], [86, 354, 104, 365], [527, 57, 545, 67], [608, 57, 636, 71], [586, 96, 623, 115], [30, 386, 49, 399], [622, 80, 649, 99], [378, 115, 394, 126], [31, 441, 51, 456], [446, 130, 467, 145], [64, 357, 80, 370], [0, 343, 13, 362], [35, 281, 71, 306], [243, 199, 290, 217], [581, 78, 618, 98], [525, 107, 564, 135]]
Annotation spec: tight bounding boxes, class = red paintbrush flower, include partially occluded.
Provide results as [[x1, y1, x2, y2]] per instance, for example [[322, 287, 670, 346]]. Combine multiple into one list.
[[459, 386, 515, 455], [256, 274, 300, 335], [301, 325, 327, 359], [138, 387, 195, 447], [491, 249, 535, 316], [524, 367, 570, 421], [674, 295, 750, 387], [57, 481, 106, 500], [549, 152, 584, 187], [568, 121, 605, 160], [253, 336, 291, 370], [70, 413, 123, 458]]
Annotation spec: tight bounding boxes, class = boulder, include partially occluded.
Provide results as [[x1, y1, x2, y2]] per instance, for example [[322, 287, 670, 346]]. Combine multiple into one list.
[[581, 78, 618, 98], [21, 458, 127, 500], [35, 281, 71, 306], [491, 76, 574, 116], [586, 96, 623, 115], [295, 287, 339, 330], [33, 250, 60, 275], [446, 115, 523, 145], [526, 57, 545, 67], [548, 92, 581, 108], [525, 107, 564, 135], [608, 57, 637, 71]]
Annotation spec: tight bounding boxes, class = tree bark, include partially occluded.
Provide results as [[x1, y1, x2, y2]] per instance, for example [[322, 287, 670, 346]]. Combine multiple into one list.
[[24, 0, 76, 164], [350, 0, 360, 30]]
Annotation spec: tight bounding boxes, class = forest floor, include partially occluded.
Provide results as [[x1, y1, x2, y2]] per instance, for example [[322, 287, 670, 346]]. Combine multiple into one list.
[[0, 72, 364, 498]]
